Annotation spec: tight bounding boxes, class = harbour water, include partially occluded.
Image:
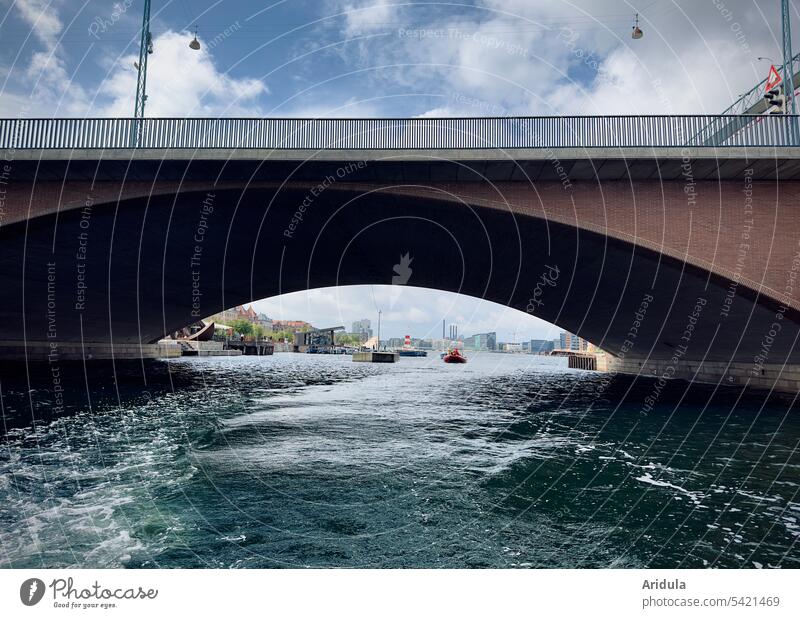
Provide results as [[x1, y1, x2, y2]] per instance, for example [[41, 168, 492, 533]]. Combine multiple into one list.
[[0, 354, 797, 568]]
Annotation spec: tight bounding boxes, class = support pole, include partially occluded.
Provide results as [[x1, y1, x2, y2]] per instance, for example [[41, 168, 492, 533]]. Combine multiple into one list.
[[781, 0, 798, 142], [132, 0, 152, 146]]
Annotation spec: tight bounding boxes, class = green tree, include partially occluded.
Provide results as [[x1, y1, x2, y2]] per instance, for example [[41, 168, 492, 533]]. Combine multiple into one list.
[[252, 324, 265, 339], [270, 329, 294, 342], [231, 319, 253, 337], [335, 332, 361, 346]]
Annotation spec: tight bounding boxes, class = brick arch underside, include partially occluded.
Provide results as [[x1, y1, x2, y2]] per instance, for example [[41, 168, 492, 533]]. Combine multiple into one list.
[[1, 186, 798, 365]]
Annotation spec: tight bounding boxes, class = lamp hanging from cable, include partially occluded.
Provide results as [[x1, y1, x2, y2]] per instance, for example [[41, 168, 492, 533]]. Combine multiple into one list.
[[631, 13, 643, 39], [189, 26, 201, 50]]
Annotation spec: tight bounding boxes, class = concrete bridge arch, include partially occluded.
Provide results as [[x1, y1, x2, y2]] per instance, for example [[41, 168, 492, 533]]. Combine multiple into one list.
[[2, 147, 800, 391]]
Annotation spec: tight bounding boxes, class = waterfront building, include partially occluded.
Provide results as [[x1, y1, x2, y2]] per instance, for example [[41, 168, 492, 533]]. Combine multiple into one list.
[[559, 331, 589, 352], [256, 312, 273, 330], [464, 331, 497, 351], [352, 319, 373, 341], [214, 308, 239, 325], [211, 304, 270, 330], [585, 341, 603, 354], [273, 319, 313, 332], [530, 339, 555, 354]]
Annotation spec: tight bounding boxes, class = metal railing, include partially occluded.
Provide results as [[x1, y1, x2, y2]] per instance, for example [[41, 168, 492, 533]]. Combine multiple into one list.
[[1, 115, 798, 150]]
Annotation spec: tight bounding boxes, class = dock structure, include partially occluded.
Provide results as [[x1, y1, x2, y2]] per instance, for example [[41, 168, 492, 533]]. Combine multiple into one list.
[[567, 353, 597, 371], [159, 339, 241, 357], [224, 340, 275, 356], [352, 351, 399, 363], [293, 326, 345, 353]]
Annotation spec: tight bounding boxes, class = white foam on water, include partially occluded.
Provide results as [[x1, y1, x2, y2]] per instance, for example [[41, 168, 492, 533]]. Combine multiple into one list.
[[736, 490, 781, 504], [634, 472, 702, 505]]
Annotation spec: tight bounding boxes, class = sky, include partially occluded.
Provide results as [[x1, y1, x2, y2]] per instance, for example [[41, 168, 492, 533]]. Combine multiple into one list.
[[1, 0, 797, 340]]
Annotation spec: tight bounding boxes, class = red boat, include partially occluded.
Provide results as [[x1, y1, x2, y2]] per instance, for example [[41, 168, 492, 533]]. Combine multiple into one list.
[[443, 349, 467, 364]]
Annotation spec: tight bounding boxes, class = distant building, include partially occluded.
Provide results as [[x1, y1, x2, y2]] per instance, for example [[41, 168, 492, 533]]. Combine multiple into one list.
[[585, 341, 603, 354], [464, 331, 496, 351], [417, 339, 433, 349], [212, 304, 268, 328], [529, 339, 555, 354], [449, 324, 458, 340], [256, 312, 273, 330], [431, 338, 452, 350], [503, 342, 523, 353], [273, 319, 313, 332], [387, 337, 405, 349], [215, 307, 240, 325], [352, 319, 373, 341], [560, 331, 589, 352]]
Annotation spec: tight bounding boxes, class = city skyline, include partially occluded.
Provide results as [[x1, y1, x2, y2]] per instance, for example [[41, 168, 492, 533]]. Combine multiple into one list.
[[249, 285, 562, 343]]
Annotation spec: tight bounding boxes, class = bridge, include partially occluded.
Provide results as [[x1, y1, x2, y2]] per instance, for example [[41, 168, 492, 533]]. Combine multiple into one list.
[[2, 115, 800, 392]]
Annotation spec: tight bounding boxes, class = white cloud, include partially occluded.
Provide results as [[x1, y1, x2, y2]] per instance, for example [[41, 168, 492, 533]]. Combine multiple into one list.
[[3, 7, 268, 119], [25, 51, 88, 115], [95, 30, 267, 117], [342, 0, 396, 36], [13, 0, 63, 47], [269, 96, 382, 118], [329, 0, 781, 117], [7, 0, 90, 115]]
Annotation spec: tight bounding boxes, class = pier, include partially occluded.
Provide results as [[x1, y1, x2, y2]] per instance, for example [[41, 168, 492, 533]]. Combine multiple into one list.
[[224, 340, 275, 356], [352, 351, 399, 363]]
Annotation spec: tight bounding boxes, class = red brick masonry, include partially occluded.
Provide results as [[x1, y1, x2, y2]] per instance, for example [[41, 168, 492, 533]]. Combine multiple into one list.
[[7, 176, 798, 311]]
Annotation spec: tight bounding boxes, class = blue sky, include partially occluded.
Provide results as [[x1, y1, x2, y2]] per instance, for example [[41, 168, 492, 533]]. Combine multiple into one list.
[[3, 0, 790, 119], [1, 0, 796, 339]]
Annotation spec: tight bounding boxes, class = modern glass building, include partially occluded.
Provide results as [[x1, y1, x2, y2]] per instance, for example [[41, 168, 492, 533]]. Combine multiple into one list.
[[529, 339, 555, 354], [464, 332, 497, 351]]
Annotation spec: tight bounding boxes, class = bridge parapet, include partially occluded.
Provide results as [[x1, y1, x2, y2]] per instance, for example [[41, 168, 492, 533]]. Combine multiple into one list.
[[2, 115, 800, 150]]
